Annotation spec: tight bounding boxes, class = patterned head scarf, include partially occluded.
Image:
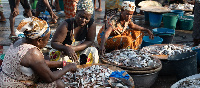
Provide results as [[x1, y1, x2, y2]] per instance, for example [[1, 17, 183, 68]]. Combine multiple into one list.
[[121, 1, 136, 12], [16, 17, 50, 39], [77, 0, 94, 14]]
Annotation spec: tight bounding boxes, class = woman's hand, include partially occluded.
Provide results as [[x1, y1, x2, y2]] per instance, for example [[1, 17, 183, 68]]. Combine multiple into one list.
[[64, 63, 78, 73], [147, 30, 154, 39], [99, 46, 106, 56], [63, 45, 78, 62], [12, 8, 19, 17]]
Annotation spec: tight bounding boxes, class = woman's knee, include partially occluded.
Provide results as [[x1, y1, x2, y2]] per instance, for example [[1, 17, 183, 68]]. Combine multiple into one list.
[[122, 36, 132, 44], [56, 79, 64, 88]]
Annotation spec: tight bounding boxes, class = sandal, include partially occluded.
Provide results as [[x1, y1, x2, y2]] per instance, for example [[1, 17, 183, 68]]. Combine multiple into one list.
[[0, 19, 6, 22], [95, 8, 102, 12], [9, 36, 19, 42]]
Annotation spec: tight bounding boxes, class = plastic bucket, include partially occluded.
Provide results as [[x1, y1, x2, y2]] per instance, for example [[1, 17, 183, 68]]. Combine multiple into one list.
[[31, 0, 38, 9], [153, 28, 175, 44], [192, 47, 200, 66], [178, 16, 194, 30], [144, 11, 149, 22], [171, 10, 185, 17], [141, 36, 163, 48], [163, 13, 178, 29], [149, 12, 163, 27], [59, 0, 64, 11]]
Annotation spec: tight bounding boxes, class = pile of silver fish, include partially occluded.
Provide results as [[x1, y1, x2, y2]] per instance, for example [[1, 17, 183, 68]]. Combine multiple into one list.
[[140, 44, 192, 57], [169, 3, 194, 10], [103, 49, 160, 68], [62, 65, 113, 87], [177, 78, 200, 88]]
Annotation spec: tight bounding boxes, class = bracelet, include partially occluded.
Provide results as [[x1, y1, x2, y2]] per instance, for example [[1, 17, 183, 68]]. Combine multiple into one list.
[[63, 61, 67, 67]]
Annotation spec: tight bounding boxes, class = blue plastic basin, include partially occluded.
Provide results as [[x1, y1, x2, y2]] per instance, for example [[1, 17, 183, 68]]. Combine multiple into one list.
[[192, 47, 200, 66], [152, 28, 175, 44], [141, 36, 163, 48], [152, 28, 175, 35], [171, 10, 185, 17]]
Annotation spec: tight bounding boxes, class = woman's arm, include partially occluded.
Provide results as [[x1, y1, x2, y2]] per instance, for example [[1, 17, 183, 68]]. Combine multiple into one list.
[[45, 60, 63, 68], [21, 48, 77, 83], [51, 21, 69, 51], [51, 21, 78, 61], [99, 26, 113, 55], [42, 0, 57, 19], [71, 23, 96, 52], [129, 21, 154, 39]]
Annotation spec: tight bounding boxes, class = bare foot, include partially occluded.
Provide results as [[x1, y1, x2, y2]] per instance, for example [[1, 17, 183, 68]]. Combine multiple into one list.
[[95, 8, 102, 12], [0, 18, 6, 22]]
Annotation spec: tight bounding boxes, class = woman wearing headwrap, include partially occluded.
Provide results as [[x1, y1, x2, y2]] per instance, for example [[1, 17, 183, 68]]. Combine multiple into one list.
[[51, 0, 99, 65], [0, 17, 77, 88], [98, 1, 154, 55]]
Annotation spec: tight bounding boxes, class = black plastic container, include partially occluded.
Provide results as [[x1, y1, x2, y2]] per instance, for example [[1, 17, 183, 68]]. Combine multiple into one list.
[[155, 34, 174, 44], [130, 72, 159, 88], [159, 51, 197, 80], [153, 28, 175, 44]]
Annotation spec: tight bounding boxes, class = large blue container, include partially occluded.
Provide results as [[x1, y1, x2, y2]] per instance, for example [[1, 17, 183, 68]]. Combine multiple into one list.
[[153, 28, 175, 44], [144, 11, 149, 22], [149, 12, 163, 27], [192, 47, 200, 66], [141, 36, 163, 48], [171, 10, 185, 17]]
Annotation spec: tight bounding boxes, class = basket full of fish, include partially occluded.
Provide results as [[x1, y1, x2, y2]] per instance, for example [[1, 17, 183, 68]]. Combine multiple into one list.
[[101, 49, 162, 74], [140, 44, 197, 80], [171, 74, 200, 88], [62, 64, 135, 88]]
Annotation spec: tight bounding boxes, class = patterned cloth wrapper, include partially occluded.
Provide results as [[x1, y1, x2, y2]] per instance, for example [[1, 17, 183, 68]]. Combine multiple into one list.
[[63, 0, 78, 18], [122, 1, 135, 11], [49, 46, 99, 64], [77, 0, 94, 14], [16, 17, 50, 39], [109, 70, 130, 80], [97, 16, 144, 50], [105, 0, 123, 10]]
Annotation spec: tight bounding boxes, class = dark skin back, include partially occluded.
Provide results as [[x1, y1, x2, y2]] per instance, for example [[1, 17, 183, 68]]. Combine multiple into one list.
[[99, 10, 154, 55], [13, 32, 77, 87], [51, 10, 96, 61]]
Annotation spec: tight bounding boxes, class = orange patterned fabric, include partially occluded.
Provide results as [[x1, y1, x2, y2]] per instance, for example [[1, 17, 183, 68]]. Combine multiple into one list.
[[63, 0, 78, 18], [97, 26, 144, 50]]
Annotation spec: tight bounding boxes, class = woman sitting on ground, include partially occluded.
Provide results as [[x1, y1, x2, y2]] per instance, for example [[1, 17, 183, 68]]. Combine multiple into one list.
[[98, 1, 154, 55], [0, 17, 77, 88], [51, 0, 99, 65]]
